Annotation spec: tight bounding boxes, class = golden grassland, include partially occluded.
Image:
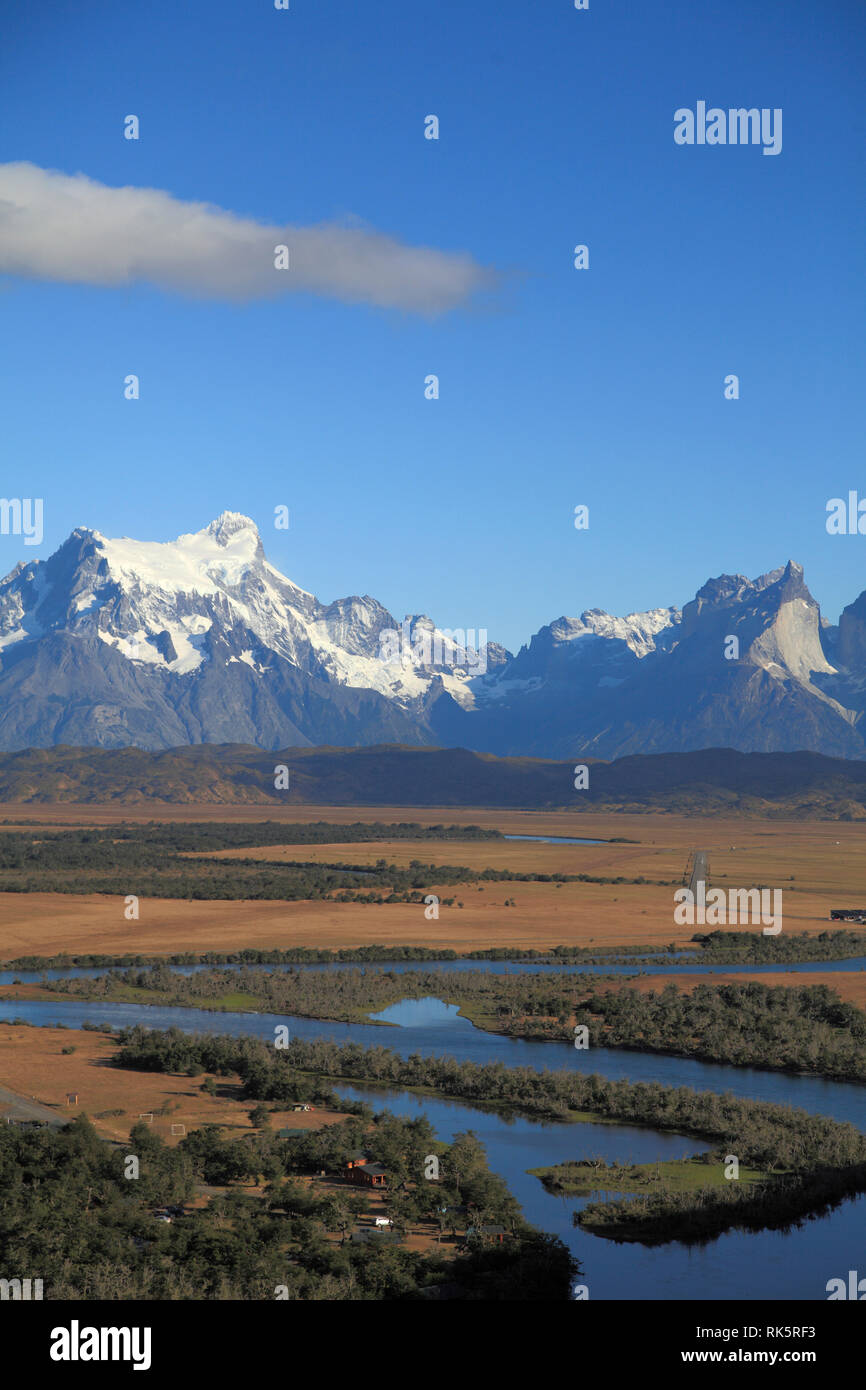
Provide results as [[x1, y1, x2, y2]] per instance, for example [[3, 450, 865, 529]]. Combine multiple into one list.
[[0, 808, 862, 958], [2, 803, 863, 1263], [0, 1023, 348, 1145], [0, 1025, 463, 1254]]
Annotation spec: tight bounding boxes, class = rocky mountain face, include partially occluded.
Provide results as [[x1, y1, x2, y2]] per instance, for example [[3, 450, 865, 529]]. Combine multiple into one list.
[[453, 560, 862, 760], [0, 513, 864, 758]]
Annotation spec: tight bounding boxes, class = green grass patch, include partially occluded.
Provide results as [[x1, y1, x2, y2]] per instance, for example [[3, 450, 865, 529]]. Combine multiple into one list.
[[528, 1155, 771, 1196]]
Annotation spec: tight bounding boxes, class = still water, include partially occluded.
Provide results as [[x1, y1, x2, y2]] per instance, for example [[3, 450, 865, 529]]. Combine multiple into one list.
[[332, 1082, 864, 1301], [3, 956, 866, 986], [0, 993, 862, 1299], [503, 834, 608, 845]]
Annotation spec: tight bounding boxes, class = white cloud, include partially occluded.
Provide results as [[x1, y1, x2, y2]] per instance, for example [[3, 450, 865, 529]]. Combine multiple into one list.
[[0, 162, 496, 313]]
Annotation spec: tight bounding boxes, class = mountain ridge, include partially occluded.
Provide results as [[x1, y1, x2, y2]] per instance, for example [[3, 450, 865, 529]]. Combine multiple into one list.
[[1, 743, 865, 818], [1, 512, 865, 759]]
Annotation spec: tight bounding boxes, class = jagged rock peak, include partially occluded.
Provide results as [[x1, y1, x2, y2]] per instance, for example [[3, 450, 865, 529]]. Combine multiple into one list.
[[694, 561, 811, 607]]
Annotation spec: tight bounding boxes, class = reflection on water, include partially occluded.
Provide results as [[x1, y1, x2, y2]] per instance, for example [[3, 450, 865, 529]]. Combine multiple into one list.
[[0, 995, 863, 1123], [332, 1080, 866, 1301], [0, 990, 863, 1300], [370, 997, 469, 1028]]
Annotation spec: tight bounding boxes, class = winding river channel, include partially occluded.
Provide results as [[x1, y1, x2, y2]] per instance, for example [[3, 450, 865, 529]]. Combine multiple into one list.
[[2, 962, 864, 1300], [4, 956, 866, 985]]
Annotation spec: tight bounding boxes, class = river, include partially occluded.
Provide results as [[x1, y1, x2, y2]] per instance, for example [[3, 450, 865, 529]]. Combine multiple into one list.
[[4, 955, 866, 986], [0, 988, 863, 1300]]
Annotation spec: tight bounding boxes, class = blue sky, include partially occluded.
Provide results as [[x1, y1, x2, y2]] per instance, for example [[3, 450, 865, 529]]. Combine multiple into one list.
[[1, 0, 864, 653]]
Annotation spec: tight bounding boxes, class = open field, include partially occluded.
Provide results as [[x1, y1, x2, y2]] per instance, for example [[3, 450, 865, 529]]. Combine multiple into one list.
[[0, 1025, 451, 1258], [181, 813, 866, 904], [0, 884, 671, 956], [0, 808, 861, 959], [0, 877, 839, 959], [0, 1023, 349, 1145], [185, 836, 669, 873]]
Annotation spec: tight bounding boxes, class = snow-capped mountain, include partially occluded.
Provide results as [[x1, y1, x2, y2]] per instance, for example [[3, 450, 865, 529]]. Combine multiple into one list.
[[0, 513, 507, 749], [451, 559, 864, 759], [1, 511, 500, 695], [1, 512, 866, 758], [489, 606, 681, 690]]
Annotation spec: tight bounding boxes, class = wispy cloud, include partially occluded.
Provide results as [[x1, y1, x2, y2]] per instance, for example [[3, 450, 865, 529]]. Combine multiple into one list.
[[0, 162, 497, 313]]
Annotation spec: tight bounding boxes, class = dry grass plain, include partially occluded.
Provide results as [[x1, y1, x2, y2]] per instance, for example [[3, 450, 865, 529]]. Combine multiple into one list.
[[3, 803, 864, 1246], [0, 1023, 348, 1145], [0, 807, 863, 958], [0, 1025, 460, 1256]]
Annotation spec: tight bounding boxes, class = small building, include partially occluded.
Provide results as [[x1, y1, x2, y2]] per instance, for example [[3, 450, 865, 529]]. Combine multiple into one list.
[[346, 1160, 387, 1188], [292, 1104, 313, 1113]]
